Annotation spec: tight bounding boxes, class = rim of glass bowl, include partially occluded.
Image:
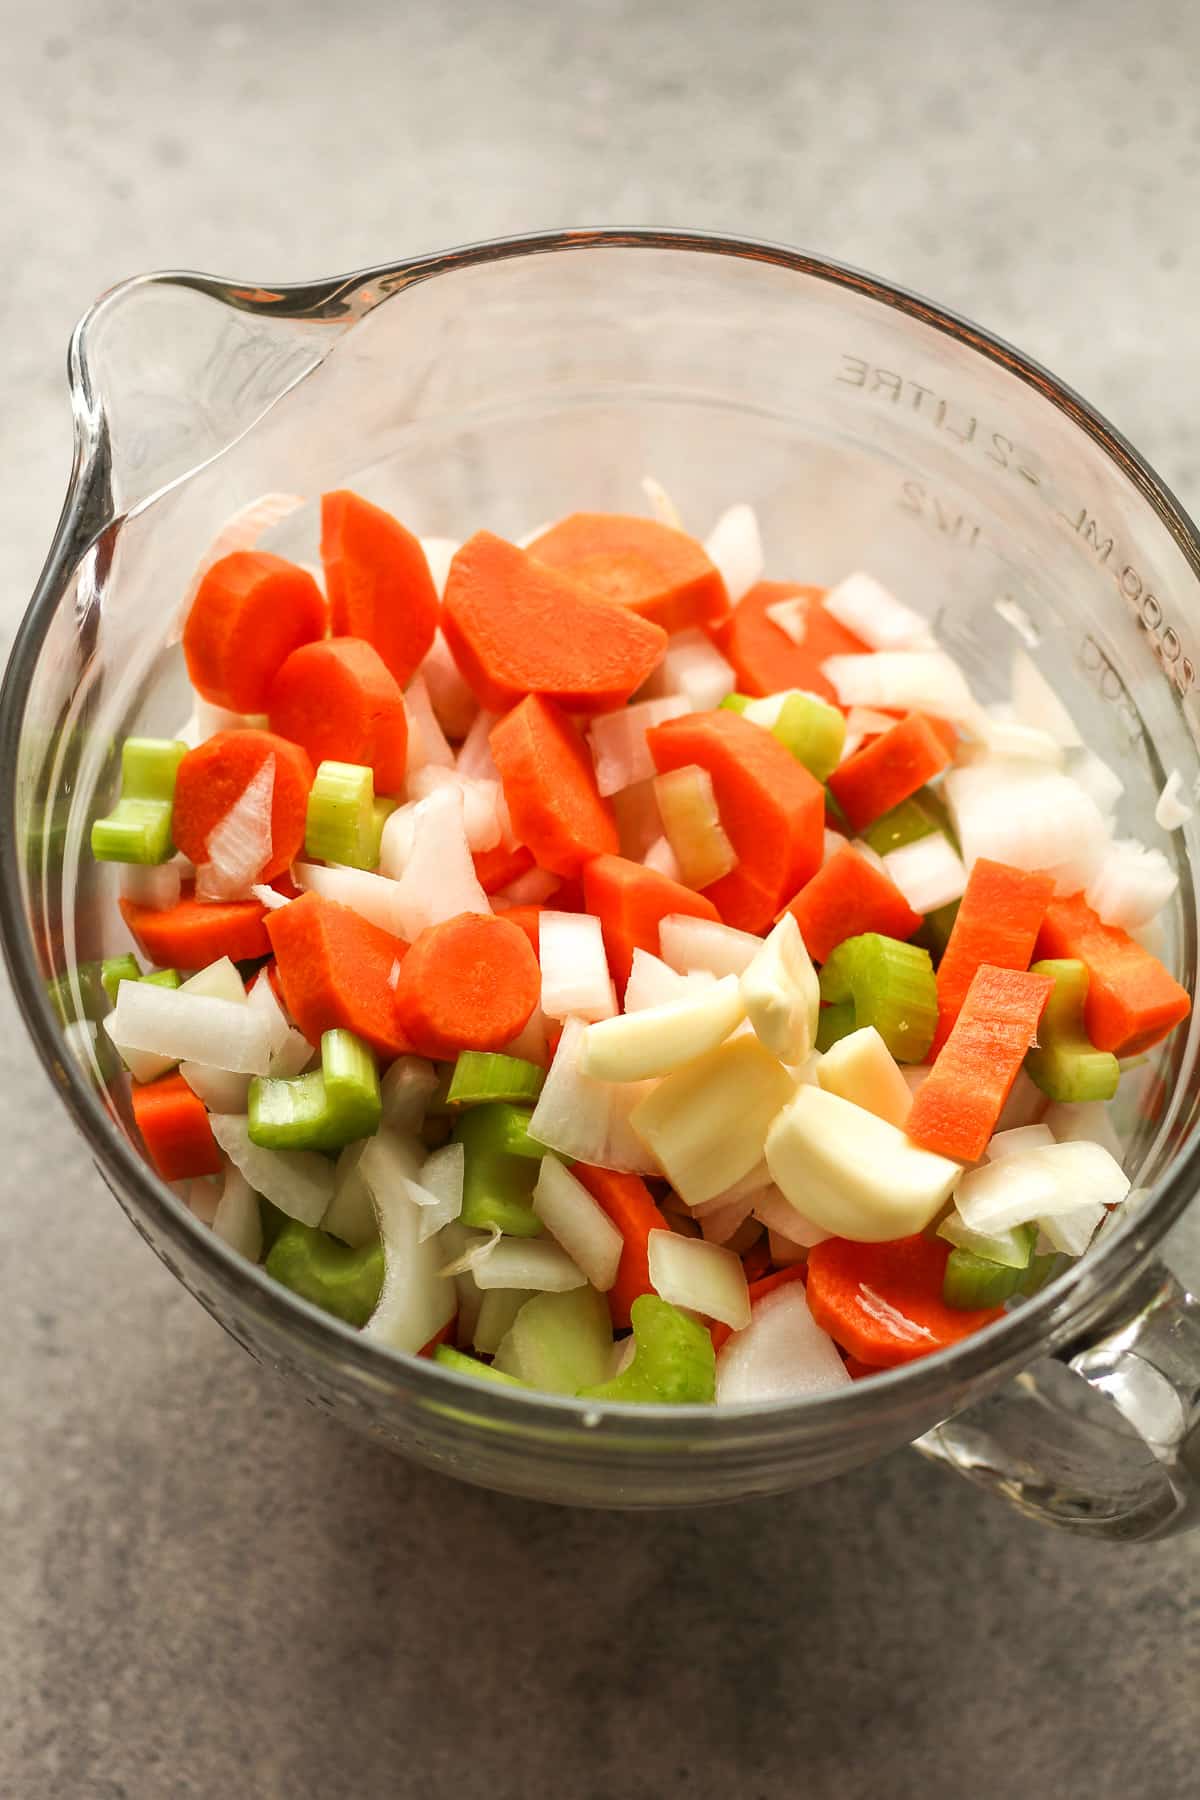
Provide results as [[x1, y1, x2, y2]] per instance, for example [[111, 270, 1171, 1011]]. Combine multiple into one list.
[[2, 225, 1198, 1445]]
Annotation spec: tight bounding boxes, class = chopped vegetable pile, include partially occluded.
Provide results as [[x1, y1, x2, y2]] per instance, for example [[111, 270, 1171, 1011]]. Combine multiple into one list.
[[75, 484, 1191, 1406]]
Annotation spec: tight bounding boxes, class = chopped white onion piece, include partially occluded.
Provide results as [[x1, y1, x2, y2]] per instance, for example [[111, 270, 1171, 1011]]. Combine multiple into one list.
[[659, 913, 761, 978], [698, 1193, 756, 1244], [294, 862, 406, 937], [182, 492, 304, 612], [437, 1226, 501, 1279], [642, 835, 683, 882], [1010, 647, 1082, 748], [849, 837, 888, 876], [993, 595, 1040, 649], [418, 538, 460, 599], [944, 759, 1111, 896], [391, 785, 490, 939], [881, 833, 968, 915], [406, 766, 503, 851], [1069, 749, 1124, 817], [212, 1166, 263, 1261], [992, 1069, 1048, 1134], [823, 827, 849, 865], [365, 1170, 457, 1352], [716, 1285, 849, 1404], [955, 1139, 1130, 1236], [195, 755, 274, 900], [816, 1026, 912, 1129], [1042, 1099, 1125, 1162], [210, 1114, 335, 1225], [823, 571, 927, 650], [581, 973, 743, 1081], [821, 650, 978, 722], [972, 716, 1064, 764], [455, 708, 502, 782], [532, 1156, 623, 1291], [250, 882, 292, 911], [647, 1229, 751, 1329], [321, 1139, 380, 1248], [539, 911, 616, 1022], [1155, 769, 1192, 831], [1038, 1201, 1107, 1257], [187, 1176, 222, 1227], [750, 1183, 832, 1248], [106, 984, 272, 1074], [403, 1146, 465, 1243], [472, 1286, 533, 1355], [380, 1057, 440, 1132], [767, 1229, 809, 1267], [120, 859, 183, 911], [417, 628, 477, 739], [404, 674, 456, 772], [643, 628, 736, 712], [587, 696, 689, 797], [703, 503, 764, 604], [612, 778, 665, 862], [641, 474, 684, 530], [740, 913, 819, 1064], [1086, 838, 1178, 930], [179, 1062, 251, 1113], [528, 1017, 657, 1174], [491, 867, 560, 908], [470, 1237, 587, 1292], [985, 1123, 1056, 1160], [623, 948, 690, 1012], [503, 1003, 551, 1066], [764, 598, 807, 644]]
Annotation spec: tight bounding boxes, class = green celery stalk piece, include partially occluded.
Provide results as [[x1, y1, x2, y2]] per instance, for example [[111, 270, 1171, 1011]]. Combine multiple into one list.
[[1019, 1251, 1061, 1296], [321, 1028, 383, 1139], [912, 898, 960, 962], [579, 1295, 716, 1405], [90, 737, 187, 865], [863, 793, 941, 856], [258, 1196, 292, 1256], [815, 1001, 857, 1053], [140, 968, 182, 990], [1025, 959, 1120, 1103], [247, 1029, 381, 1153], [719, 693, 752, 714], [265, 1219, 384, 1326], [943, 1247, 1023, 1310], [446, 1050, 546, 1108], [100, 953, 142, 1005], [304, 760, 378, 868], [818, 932, 937, 1063], [121, 737, 188, 802], [433, 1344, 527, 1388], [770, 692, 846, 782], [492, 1287, 613, 1394], [46, 961, 108, 1028], [937, 1214, 1036, 1270], [451, 1103, 545, 1236]]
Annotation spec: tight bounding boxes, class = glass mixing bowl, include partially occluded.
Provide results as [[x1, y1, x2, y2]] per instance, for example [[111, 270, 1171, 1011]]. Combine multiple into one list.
[[4, 229, 1199, 1535]]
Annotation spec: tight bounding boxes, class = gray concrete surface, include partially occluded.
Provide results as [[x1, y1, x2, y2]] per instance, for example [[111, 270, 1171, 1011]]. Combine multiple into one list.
[[2, 2, 1199, 1795]]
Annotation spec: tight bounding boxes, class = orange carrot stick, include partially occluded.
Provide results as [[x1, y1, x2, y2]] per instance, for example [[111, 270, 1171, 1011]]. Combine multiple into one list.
[[182, 550, 328, 714], [131, 1071, 223, 1181], [781, 843, 922, 963], [907, 964, 1053, 1162], [392, 913, 541, 1059], [827, 714, 953, 832], [1035, 892, 1191, 1057], [442, 531, 668, 714], [120, 890, 270, 969], [932, 859, 1054, 1054], [321, 490, 439, 687], [806, 1234, 1004, 1367], [490, 696, 619, 878], [472, 841, 535, 894], [267, 637, 409, 794], [582, 853, 721, 992], [647, 708, 825, 932], [172, 729, 313, 883], [265, 891, 411, 1060], [525, 512, 731, 635], [715, 580, 869, 702], [492, 904, 546, 953], [574, 1165, 671, 1329], [710, 1264, 807, 1354]]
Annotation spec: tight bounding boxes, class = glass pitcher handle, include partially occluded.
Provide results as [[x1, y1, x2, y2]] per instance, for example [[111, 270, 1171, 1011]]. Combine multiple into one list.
[[915, 1261, 1200, 1540]]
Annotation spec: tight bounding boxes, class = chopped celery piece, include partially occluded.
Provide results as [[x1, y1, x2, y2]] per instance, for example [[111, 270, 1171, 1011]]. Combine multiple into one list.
[[265, 1218, 384, 1326], [653, 764, 737, 888], [100, 953, 141, 1003], [579, 1295, 716, 1404], [770, 692, 846, 783], [304, 760, 378, 869], [446, 1050, 546, 1108], [433, 1343, 527, 1388], [863, 793, 941, 856], [943, 1247, 1023, 1310], [1019, 1250, 1061, 1295], [451, 1103, 545, 1236], [816, 1001, 858, 1053], [492, 1287, 613, 1393], [258, 1196, 291, 1255], [141, 968, 182, 990], [1025, 959, 1120, 1103], [248, 1028, 381, 1153], [46, 961, 107, 1028], [90, 737, 187, 865], [912, 898, 960, 961], [818, 933, 937, 1063], [719, 693, 752, 714], [937, 1214, 1036, 1270]]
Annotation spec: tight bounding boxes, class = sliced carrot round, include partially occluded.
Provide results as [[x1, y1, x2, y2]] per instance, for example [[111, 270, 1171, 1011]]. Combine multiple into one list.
[[716, 580, 868, 702], [490, 695, 618, 878], [806, 1235, 1004, 1368], [321, 490, 439, 687], [119, 891, 270, 969], [442, 531, 667, 714], [172, 729, 313, 883], [393, 912, 540, 1059], [183, 550, 328, 714], [265, 891, 411, 1060], [268, 637, 409, 794], [526, 513, 730, 635]]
